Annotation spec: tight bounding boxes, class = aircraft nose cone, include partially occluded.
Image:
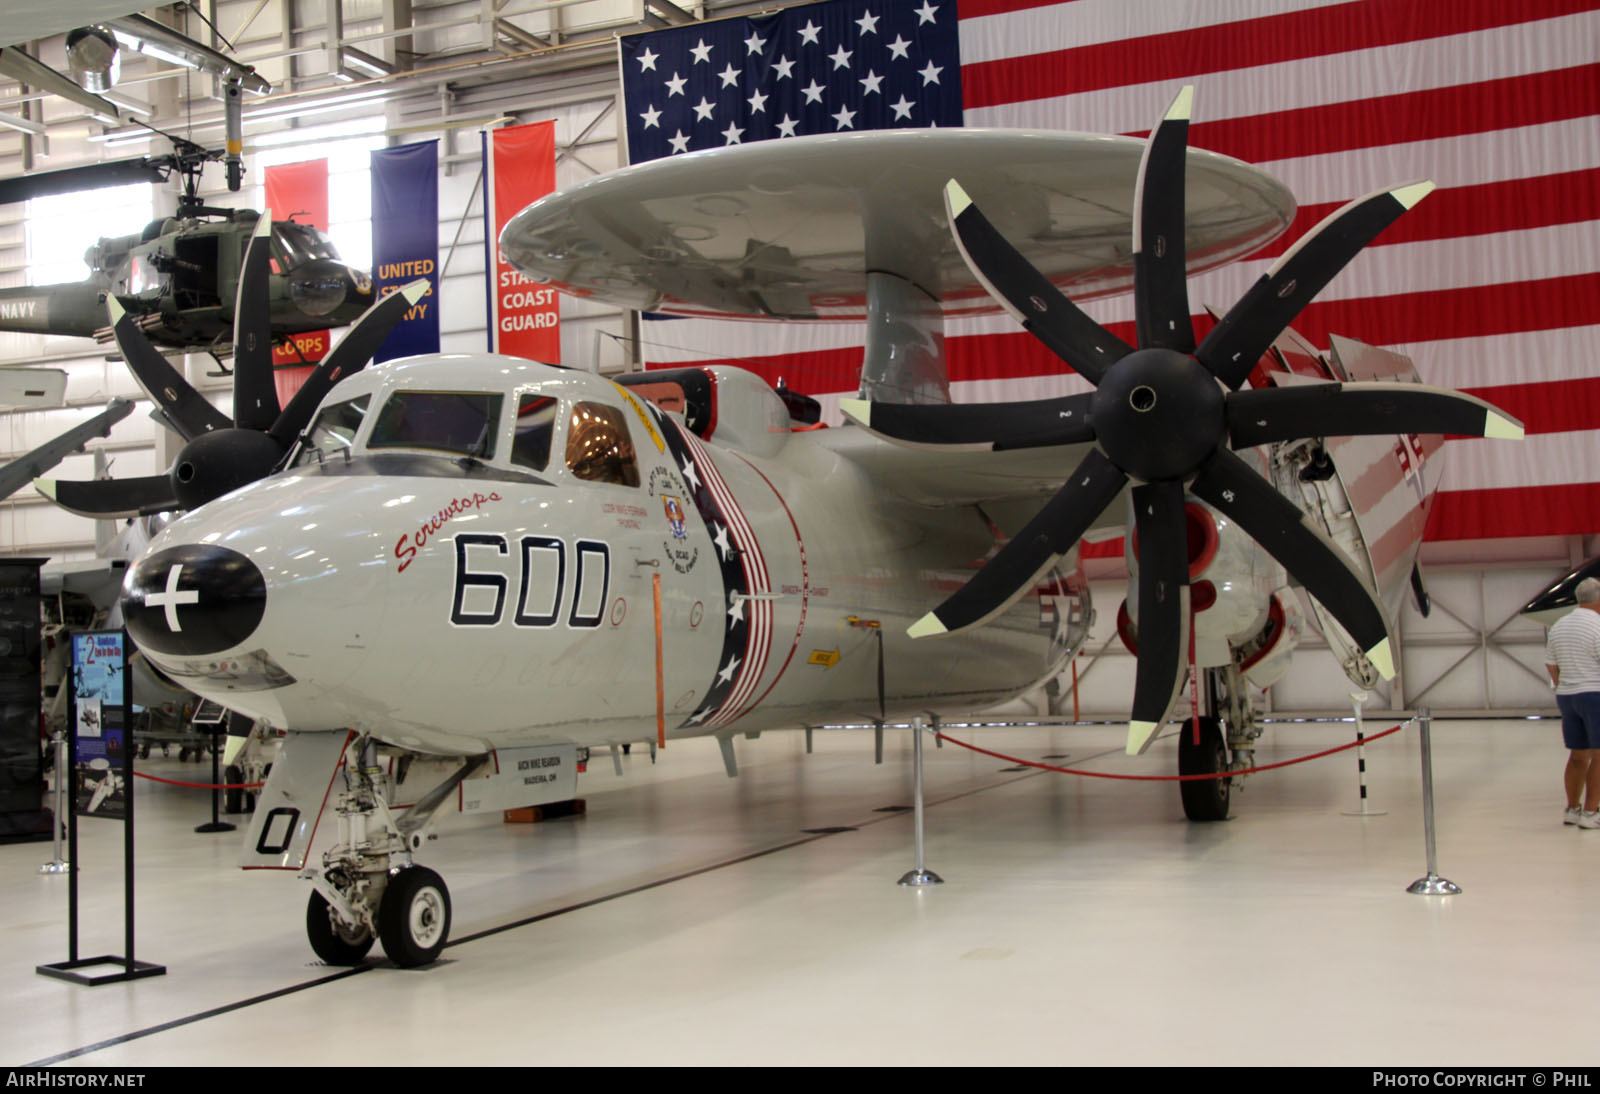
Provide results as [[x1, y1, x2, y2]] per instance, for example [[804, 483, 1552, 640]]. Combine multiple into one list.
[[122, 545, 267, 657]]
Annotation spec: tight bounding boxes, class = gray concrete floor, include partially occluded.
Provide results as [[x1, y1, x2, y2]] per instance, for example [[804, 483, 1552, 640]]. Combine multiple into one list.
[[0, 716, 1587, 1066]]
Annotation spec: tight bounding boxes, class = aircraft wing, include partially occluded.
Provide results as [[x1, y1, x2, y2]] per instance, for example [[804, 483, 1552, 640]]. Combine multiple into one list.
[[0, 397, 133, 502], [827, 423, 1126, 530]]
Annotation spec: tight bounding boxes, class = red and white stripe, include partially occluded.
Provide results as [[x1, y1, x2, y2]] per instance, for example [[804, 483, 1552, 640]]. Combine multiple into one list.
[[640, 0, 1600, 542], [681, 430, 775, 727]]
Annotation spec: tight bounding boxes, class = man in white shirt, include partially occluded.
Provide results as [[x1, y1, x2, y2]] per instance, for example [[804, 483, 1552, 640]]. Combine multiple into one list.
[[1546, 577, 1600, 828]]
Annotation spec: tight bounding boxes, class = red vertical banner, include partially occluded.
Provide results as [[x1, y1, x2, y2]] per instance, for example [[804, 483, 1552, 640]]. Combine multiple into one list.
[[484, 121, 560, 361], [264, 160, 330, 404]]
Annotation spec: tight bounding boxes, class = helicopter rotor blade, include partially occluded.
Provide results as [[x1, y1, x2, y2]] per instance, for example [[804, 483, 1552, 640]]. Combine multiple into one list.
[[0, 160, 168, 206], [230, 212, 280, 432], [108, 297, 232, 441], [268, 280, 429, 450]]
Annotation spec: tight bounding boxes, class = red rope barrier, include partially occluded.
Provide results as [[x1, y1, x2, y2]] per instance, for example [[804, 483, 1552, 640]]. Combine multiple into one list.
[[132, 771, 265, 790], [934, 723, 1407, 781]]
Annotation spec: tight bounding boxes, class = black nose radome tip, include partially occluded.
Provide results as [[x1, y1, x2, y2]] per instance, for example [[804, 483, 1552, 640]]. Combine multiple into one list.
[[122, 545, 266, 658]]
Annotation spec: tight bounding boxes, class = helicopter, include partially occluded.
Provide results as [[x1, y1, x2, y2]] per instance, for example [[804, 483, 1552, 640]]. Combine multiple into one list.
[[0, 136, 375, 360]]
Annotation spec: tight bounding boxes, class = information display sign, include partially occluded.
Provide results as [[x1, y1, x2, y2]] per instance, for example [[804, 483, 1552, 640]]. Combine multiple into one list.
[[70, 632, 128, 820]]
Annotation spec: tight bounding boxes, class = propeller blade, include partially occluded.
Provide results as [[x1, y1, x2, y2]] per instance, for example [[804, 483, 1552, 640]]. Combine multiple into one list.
[[0, 398, 133, 502], [108, 297, 231, 442], [1227, 381, 1525, 448], [945, 180, 1131, 385], [1125, 481, 1192, 755], [269, 279, 429, 449], [839, 391, 1095, 451], [1198, 181, 1435, 390], [35, 473, 178, 519], [908, 448, 1127, 638], [231, 212, 280, 432], [1133, 86, 1196, 353], [1191, 446, 1394, 680]]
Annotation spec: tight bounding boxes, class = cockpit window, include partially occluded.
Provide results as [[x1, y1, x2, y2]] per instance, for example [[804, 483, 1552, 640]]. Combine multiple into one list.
[[566, 402, 639, 487], [368, 391, 503, 460], [511, 395, 558, 471], [291, 394, 370, 468], [269, 221, 340, 273]]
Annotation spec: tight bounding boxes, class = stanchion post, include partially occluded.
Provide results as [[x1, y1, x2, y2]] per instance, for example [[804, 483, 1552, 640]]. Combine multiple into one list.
[[898, 716, 943, 887], [195, 728, 235, 834], [1341, 690, 1386, 817], [39, 730, 69, 874], [652, 572, 665, 750], [1407, 706, 1461, 896]]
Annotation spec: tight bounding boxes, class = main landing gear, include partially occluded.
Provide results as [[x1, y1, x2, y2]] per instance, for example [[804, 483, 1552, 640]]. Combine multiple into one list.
[[302, 737, 484, 968], [1177, 665, 1262, 822]]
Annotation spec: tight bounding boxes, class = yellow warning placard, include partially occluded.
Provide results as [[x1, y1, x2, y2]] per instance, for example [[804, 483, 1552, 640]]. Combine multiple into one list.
[[808, 648, 840, 669]]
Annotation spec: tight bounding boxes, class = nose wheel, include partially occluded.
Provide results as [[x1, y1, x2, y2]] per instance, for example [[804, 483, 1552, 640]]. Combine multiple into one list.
[[306, 889, 375, 966], [378, 866, 452, 968], [301, 736, 478, 969]]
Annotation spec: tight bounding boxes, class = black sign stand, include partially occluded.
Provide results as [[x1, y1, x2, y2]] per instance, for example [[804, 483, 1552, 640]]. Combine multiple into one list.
[[193, 701, 235, 834], [37, 630, 166, 986]]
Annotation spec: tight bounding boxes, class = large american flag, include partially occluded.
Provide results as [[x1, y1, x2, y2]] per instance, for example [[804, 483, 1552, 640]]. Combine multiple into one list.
[[619, 0, 962, 157], [619, 0, 1600, 543]]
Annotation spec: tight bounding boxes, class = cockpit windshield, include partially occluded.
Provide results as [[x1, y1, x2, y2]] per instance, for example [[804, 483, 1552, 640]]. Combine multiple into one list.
[[368, 391, 503, 460], [270, 221, 341, 272], [291, 394, 370, 468]]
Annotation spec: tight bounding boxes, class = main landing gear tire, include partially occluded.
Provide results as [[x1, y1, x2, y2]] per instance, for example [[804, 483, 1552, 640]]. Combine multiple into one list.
[[306, 890, 374, 965], [1178, 715, 1232, 822], [378, 866, 451, 968]]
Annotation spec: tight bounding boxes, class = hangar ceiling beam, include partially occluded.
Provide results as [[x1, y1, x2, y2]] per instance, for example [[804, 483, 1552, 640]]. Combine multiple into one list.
[[645, 0, 698, 26]]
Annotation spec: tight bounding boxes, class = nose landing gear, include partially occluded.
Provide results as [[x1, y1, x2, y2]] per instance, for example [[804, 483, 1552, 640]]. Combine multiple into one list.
[[302, 736, 481, 968]]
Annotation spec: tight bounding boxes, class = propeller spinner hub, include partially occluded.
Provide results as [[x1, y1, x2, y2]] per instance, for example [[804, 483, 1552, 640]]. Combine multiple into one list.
[[1091, 348, 1224, 481], [172, 429, 285, 511]]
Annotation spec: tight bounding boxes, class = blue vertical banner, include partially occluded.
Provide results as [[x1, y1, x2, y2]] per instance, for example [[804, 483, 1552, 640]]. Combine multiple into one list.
[[370, 140, 440, 363]]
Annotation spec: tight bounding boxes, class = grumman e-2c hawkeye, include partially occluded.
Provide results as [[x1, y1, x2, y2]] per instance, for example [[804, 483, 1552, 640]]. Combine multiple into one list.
[[82, 93, 1521, 967]]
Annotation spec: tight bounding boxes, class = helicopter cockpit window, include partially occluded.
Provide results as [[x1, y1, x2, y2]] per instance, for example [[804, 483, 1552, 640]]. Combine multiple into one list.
[[270, 221, 341, 273], [566, 402, 639, 487], [128, 255, 165, 296], [511, 395, 558, 471], [368, 391, 503, 460], [291, 394, 371, 468]]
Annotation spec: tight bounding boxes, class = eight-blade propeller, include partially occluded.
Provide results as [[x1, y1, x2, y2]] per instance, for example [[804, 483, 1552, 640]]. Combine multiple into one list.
[[38, 211, 427, 518], [842, 87, 1523, 755]]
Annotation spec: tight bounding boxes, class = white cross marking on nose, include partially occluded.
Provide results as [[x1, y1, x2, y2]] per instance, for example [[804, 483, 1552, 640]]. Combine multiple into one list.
[[146, 564, 200, 631]]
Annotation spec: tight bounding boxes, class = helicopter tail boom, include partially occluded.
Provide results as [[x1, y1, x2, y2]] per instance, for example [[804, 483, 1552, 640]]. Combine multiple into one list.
[[0, 283, 111, 339]]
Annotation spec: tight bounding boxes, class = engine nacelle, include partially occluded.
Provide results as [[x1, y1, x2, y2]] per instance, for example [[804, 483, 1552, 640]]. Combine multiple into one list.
[[1236, 590, 1304, 689]]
